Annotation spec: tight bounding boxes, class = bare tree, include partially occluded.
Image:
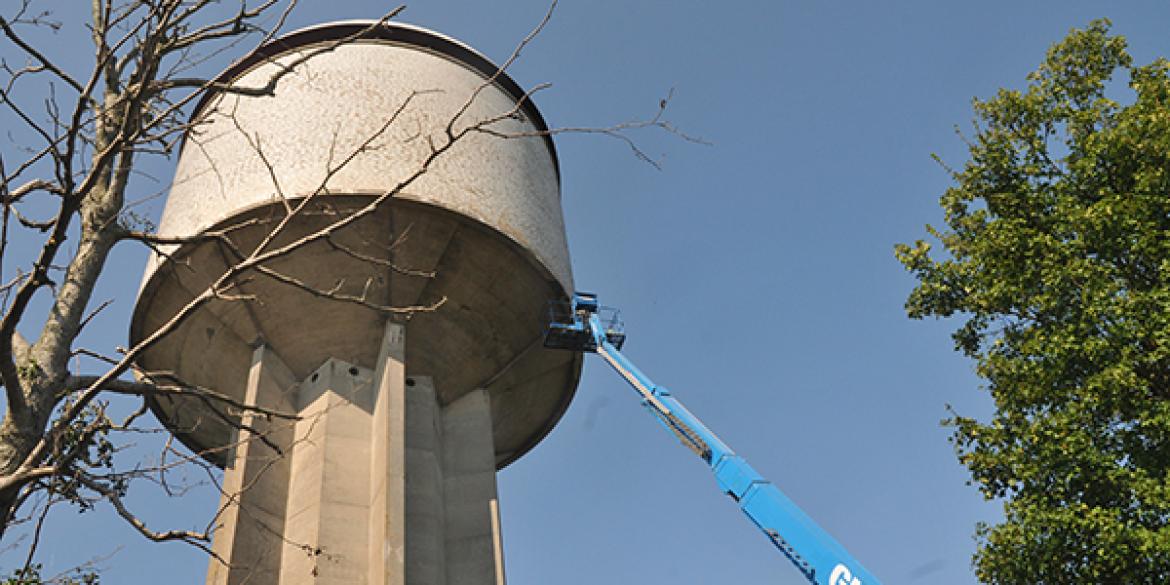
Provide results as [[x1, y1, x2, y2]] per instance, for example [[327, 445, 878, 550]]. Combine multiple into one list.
[[0, 0, 689, 580]]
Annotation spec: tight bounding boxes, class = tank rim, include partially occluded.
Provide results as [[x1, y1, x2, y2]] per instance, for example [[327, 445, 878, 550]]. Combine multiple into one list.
[[185, 19, 560, 181], [130, 195, 581, 471]]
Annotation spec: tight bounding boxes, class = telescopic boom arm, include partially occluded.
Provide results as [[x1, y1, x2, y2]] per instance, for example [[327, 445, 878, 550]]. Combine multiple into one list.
[[544, 292, 881, 585]]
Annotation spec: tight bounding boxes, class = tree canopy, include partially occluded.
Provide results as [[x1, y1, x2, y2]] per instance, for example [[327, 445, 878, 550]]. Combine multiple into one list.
[[897, 19, 1170, 583]]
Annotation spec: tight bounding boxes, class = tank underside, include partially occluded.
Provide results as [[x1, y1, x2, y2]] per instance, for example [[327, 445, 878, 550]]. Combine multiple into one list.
[[130, 195, 581, 468]]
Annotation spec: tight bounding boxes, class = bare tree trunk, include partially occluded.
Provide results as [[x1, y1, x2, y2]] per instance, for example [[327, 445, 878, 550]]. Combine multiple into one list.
[[0, 0, 689, 576]]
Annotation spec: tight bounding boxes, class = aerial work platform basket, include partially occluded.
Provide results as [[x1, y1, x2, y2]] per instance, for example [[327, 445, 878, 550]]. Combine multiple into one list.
[[544, 292, 626, 351]]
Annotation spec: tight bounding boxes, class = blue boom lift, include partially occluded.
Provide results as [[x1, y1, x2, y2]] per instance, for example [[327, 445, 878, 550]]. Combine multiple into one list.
[[545, 292, 881, 585]]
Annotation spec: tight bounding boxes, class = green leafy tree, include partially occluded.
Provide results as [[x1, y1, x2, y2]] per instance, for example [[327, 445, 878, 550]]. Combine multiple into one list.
[[897, 20, 1170, 584]]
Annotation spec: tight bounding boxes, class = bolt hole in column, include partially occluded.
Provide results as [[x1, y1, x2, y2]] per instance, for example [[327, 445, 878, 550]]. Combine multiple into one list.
[[311, 373, 319, 383], [349, 367, 359, 376], [406, 378, 416, 387]]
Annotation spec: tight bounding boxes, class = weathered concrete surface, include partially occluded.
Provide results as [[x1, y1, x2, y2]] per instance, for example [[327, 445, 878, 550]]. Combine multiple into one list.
[[148, 23, 568, 584], [208, 323, 504, 584], [281, 357, 375, 583], [132, 22, 582, 469], [400, 376, 445, 585], [146, 23, 571, 292], [369, 321, 407, 585], [441, 388, 502, 584], [207, 345, 298, 585]]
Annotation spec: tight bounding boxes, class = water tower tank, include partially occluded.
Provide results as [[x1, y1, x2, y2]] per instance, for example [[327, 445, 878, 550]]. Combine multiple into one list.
[[130, 21, 580, 583], [132, 21, 579, 467]]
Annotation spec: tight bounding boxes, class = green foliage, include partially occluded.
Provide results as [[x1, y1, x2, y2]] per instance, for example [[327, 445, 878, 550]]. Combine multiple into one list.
[[1, 564, 99, 585], [49, 401, 123, 513], [897, 20, 1170, 583]]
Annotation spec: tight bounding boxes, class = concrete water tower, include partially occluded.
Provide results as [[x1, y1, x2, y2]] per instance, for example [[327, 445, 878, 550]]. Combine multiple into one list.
[[130, 21, 580, 584]]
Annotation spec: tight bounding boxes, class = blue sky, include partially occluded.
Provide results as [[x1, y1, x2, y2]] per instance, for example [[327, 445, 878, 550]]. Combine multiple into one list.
[[4, 1, 1170, 584]]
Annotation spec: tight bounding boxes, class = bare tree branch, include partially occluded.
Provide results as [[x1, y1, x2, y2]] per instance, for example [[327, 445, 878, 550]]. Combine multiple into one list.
[[0, 2, 695, 574], [73, 471, 218, 559], [65, 374, 299, 421], [0, 15, 85, 94]]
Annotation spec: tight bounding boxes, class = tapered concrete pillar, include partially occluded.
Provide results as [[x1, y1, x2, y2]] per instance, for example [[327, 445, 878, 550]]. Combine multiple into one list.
[[370, 322, 408, 585], [207, 345, 298, 585], [281, 358, 375, 583], [443, 388, 504, 585], [206, 322, 504, 584], [400, 375, 447, 585], [368, 324, 505, 585]]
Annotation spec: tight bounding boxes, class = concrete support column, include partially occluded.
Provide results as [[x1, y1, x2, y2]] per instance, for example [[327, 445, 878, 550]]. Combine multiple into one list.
[[442, 388, 506, 585], [281, 358, 375, 584], [369, 326, 505, 585], [207, 345, 298, 585], [402, 375, 446, 585], [370, 322, 407, 585], [206, 321, 506, 585]]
